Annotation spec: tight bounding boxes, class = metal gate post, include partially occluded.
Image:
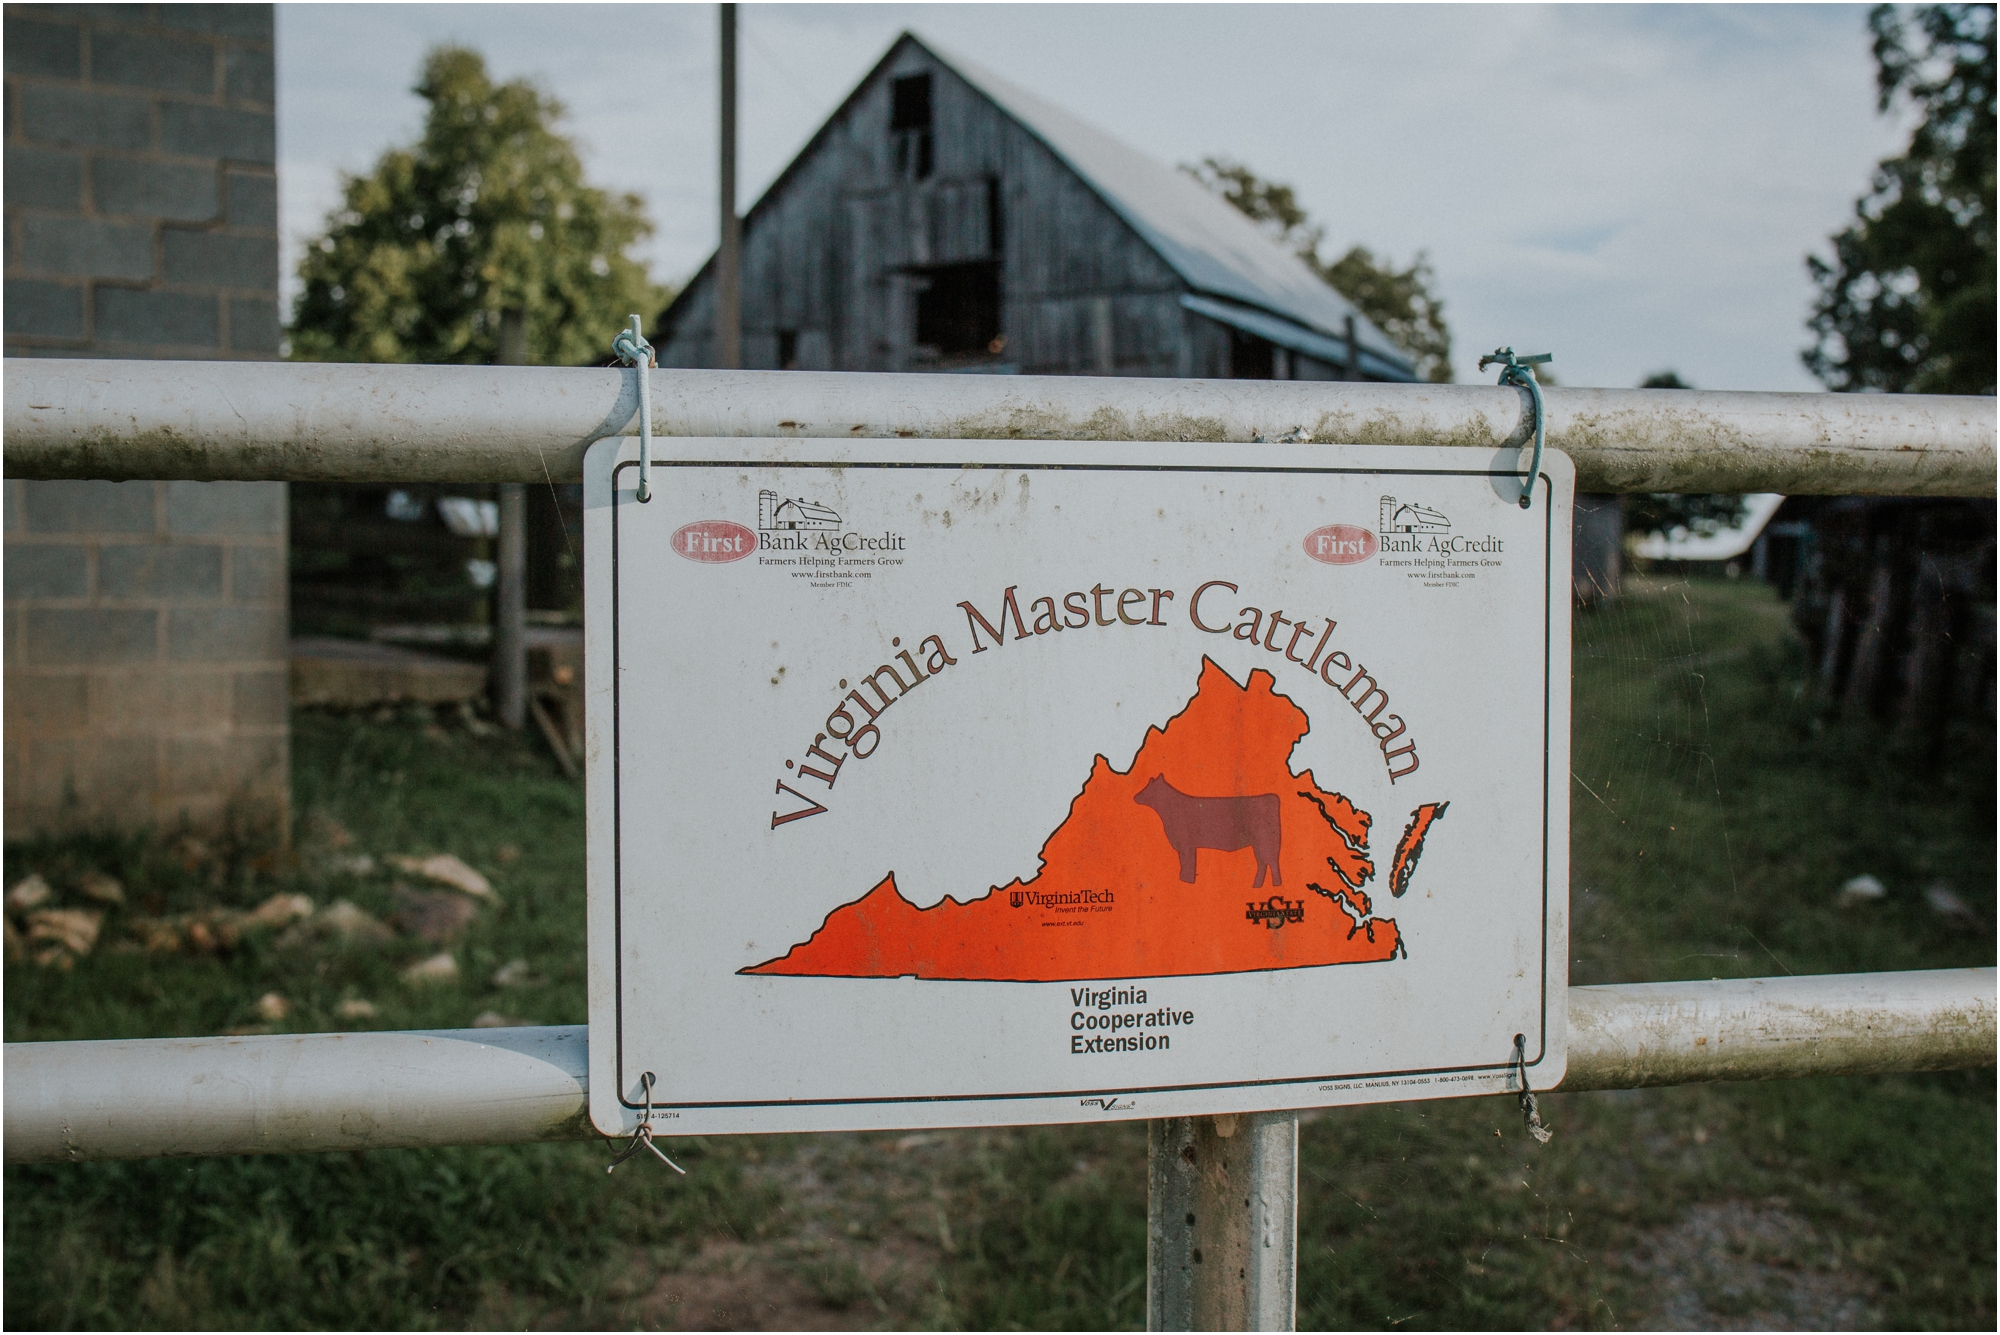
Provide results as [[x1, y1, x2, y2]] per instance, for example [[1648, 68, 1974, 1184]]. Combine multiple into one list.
[[494, 482, 528, 729], [1148, 1112, 1299, 1331]]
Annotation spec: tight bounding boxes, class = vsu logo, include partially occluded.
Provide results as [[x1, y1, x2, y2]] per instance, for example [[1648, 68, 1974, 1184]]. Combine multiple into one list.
[[671, 520, 754, 563], [1302, 524, 1378, 565]]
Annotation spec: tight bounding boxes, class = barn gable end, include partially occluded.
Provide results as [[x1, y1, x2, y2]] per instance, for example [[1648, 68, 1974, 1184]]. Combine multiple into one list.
[[655, 32, 1415, 382]]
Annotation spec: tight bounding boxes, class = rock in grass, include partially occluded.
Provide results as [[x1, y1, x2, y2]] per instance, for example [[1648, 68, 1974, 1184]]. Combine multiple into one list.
[[255, 992, 291, 1021], [401, 951, 459, 984], [1924, 882, 1983, 930], [1836, 874, 1887, 906], [245, 892, 315, 929], [27, 908, 102, 957], [75, 871, 124, 906], [471, 1010, 531, 1028], [278, 899, 395, 950], [386, 854, 492, 899], [322, 853, 377, 878], [127, 916, 184, 952], [490, 958, 536, 989], [336, 998, 378, 1020], [390, 886, 479, 943], [6, 874, 51, 912]]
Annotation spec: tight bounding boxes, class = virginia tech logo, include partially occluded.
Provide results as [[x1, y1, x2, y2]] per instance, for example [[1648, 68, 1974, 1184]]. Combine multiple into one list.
[[1379, 495, 1449, 534]]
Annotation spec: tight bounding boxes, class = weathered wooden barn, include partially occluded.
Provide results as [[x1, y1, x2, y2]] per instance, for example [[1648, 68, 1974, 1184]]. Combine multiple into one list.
[[654, 33, 1418, 381]]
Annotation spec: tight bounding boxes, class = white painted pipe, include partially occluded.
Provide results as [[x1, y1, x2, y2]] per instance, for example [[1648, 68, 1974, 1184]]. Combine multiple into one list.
[[1559, 967, 1997, 1090], [4, 359, 1992, 496], [4, 1025, 589, 1163], [4, 970, 1990, 1164]]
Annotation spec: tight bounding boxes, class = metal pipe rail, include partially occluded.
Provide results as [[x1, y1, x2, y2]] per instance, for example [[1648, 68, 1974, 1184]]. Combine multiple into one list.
[[6, 969, 1990, 1165], [5, 359, 1993, 496]]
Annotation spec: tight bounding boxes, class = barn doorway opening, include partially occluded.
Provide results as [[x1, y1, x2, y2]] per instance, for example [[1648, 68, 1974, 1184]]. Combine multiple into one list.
[[1230, 329, 1277, 379], [913, 261, 1001, 358]]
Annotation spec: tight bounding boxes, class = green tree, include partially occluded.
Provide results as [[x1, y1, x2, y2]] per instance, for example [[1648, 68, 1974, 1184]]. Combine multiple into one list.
[[1804, 4, 1995, 394], [1186, 157, 1453, 383], [291, 46, 667, 366], [1626, 372, 1748, 536]]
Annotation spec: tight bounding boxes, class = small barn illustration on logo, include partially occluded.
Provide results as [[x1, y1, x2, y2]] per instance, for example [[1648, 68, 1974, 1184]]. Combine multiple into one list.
[[758, 489, 842, 531], [1379, 495, 1449, 534]]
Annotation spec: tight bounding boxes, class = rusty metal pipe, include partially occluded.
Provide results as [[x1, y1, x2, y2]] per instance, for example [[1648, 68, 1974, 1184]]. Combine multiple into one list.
[[5, 359, 1992, 496]]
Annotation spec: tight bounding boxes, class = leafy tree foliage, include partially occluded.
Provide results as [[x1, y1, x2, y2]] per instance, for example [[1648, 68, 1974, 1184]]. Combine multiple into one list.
[[1187, 157, 1453, 383], [1804, 5, 1995, 394], [1627, 372, 1748, 536], [291, 47, 666, 365]]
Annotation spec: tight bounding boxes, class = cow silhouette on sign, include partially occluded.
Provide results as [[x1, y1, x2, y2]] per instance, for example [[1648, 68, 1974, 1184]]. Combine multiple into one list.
[[1133, 775, 1282, 888]]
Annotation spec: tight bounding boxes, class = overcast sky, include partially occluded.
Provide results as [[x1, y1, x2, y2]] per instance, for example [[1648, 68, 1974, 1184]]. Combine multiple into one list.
[[276, 3, 1909, 391]]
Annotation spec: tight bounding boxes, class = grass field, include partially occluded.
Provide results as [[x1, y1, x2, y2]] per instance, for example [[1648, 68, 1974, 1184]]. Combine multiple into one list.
[[5, 577, 1993, 1330]]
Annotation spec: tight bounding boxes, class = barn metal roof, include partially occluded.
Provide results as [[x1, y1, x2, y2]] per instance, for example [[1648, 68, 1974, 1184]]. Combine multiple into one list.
[[928, 38, 1419, 379], [1180, 295, 1412, 382]]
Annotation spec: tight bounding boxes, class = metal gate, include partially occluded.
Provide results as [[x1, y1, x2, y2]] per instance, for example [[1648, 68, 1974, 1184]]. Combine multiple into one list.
[[5, 357, 1993, 1330]]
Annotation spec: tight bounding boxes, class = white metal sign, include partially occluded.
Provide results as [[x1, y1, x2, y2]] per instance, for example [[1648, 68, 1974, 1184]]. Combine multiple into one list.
[[586, 438, 1570, 1136]]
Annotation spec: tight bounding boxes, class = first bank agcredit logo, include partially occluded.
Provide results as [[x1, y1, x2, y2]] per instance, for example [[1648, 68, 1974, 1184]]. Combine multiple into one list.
[[670, 486, 912, 592], [1302, 524, 1378, 565], [671, 519, 755, 563]]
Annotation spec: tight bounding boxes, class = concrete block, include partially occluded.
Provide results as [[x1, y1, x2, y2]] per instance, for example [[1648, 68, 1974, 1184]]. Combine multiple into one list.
[[95, 286, 218, 347], [21, 607, 158, 665], [92, 28, 215, 96], [166, 732, 283, 792], [27, 734, 159, 809], [4, 146, 84, 210], [167, 605, 283, 662], [88, 668, 231, 735], [19, 479, 155, 534], [3, 543, 89, 600], [233, 668, 288, 727], [23, 5, 154, 23], [17, 215, 155, 280], [228, 296, 279, 351], [158, 5, 274, 41], [165, 480, 283, 536], [222, 46, 272, 105], [290, 637, 487, 707], [228, 542, 284, 599], [92, 158, 218, 221], [4, 16, 81, 79], [21, 86, 152, 151], [99, 543, 224, 599], [3, 281, 86, 338], [223, 169, 274, 229], [4, 673, 88, 737], [163, 229, 275, 289], [159, 103, 273, 164]]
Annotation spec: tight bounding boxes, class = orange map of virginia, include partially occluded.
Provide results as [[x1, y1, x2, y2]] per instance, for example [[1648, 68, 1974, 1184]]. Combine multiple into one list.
[[745, 658, 1448, 982]]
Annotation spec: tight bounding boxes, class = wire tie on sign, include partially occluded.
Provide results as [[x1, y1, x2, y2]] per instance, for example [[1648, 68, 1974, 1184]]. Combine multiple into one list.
[[1513, 1033, 1553, 1145], [606, 1071, 687, 1175], [1477, 347, 1552, 510], [611, 314, 657, 503]]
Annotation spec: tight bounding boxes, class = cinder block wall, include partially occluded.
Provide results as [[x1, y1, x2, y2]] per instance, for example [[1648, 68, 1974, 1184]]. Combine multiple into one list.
[[4, 3, 287, 839]]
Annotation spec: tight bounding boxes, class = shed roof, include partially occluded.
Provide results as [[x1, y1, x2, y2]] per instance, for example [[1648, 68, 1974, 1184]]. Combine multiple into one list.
[[923, 37, 1416, 376]]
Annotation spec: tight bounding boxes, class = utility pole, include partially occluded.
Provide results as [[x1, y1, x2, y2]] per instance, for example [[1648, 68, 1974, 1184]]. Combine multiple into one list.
[[494, 309, 528, 731], [716, 2, 741, 369]]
